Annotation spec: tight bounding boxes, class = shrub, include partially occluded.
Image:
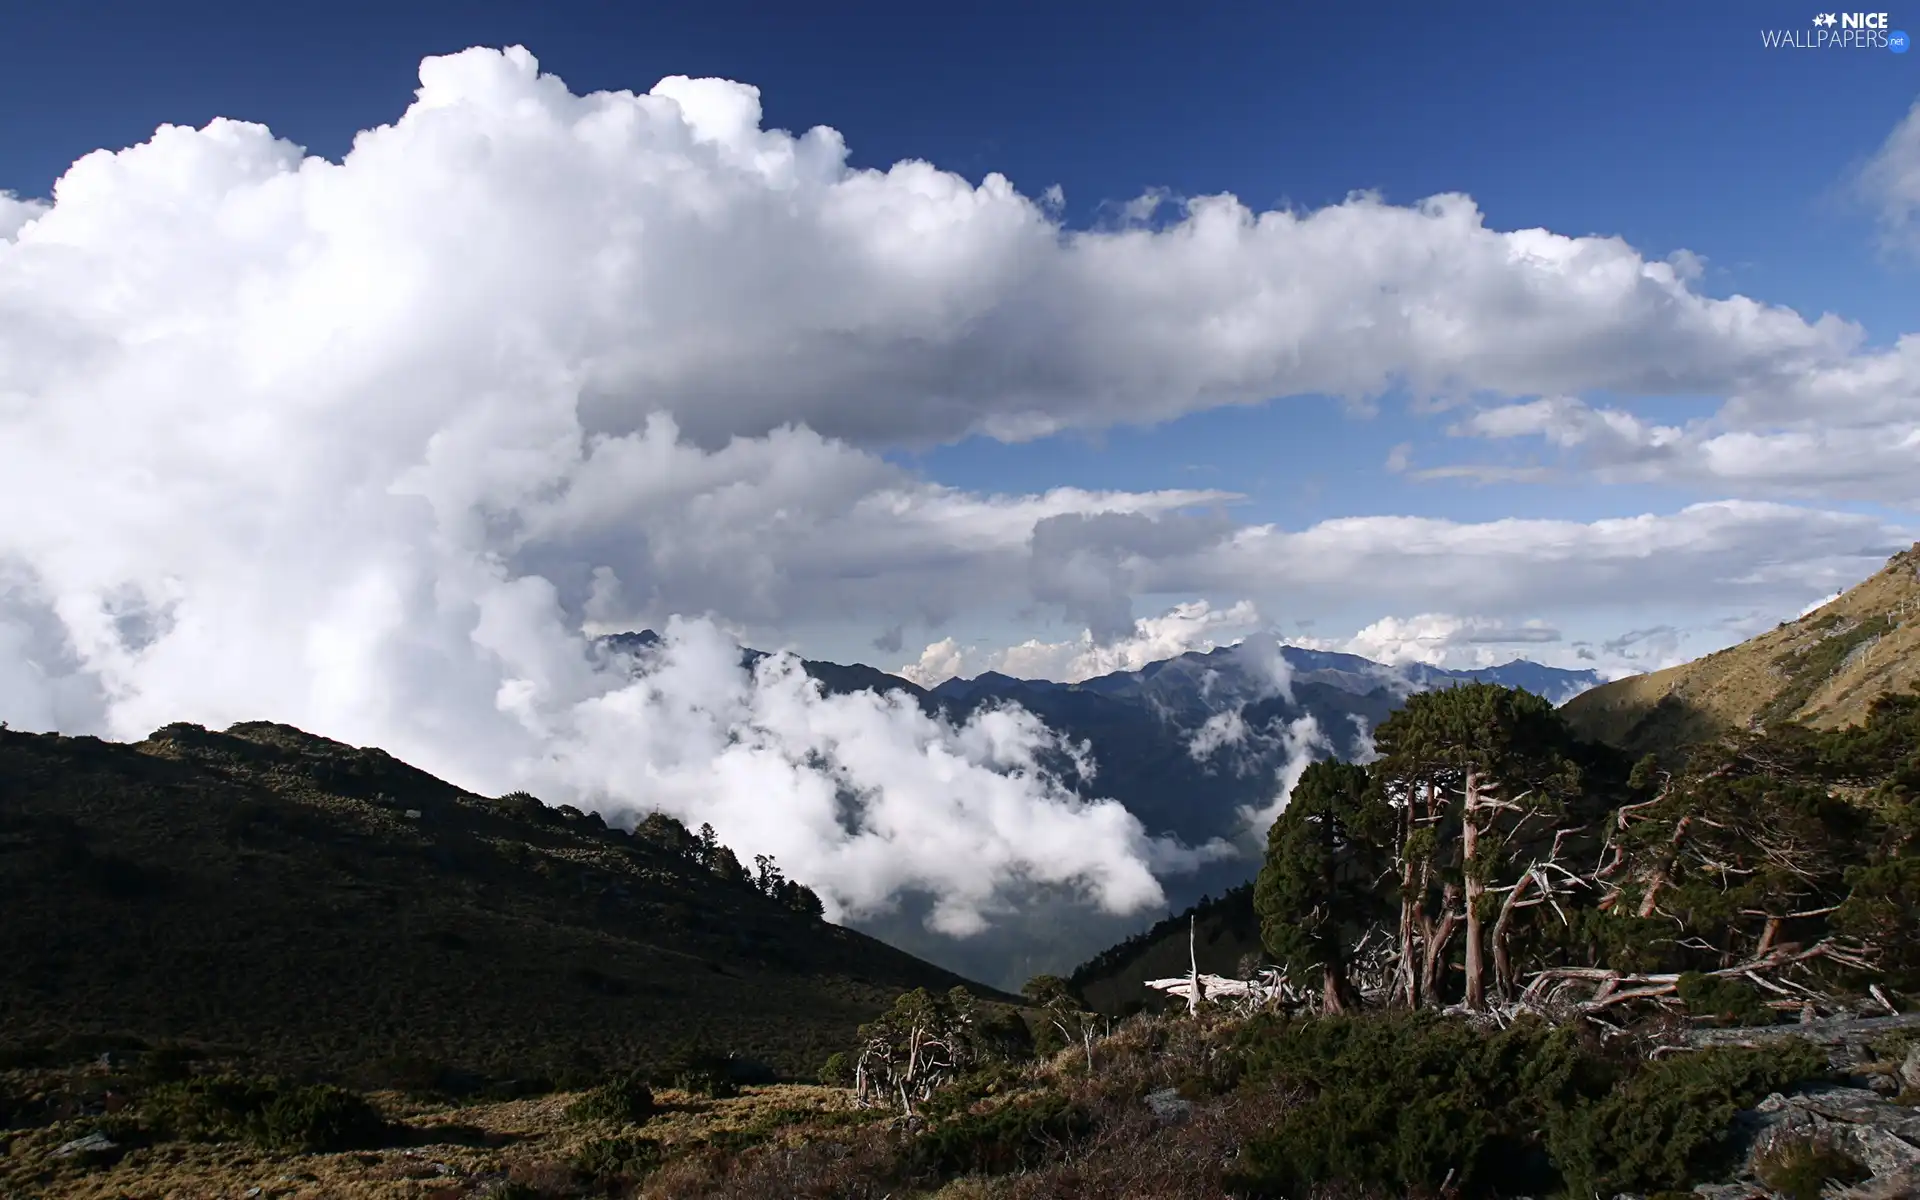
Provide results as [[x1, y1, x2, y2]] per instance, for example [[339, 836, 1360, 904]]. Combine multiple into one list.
[[143, 1075, 279, 1143], [567, 1072, 655, 1124], [1222, 1012, 1836, 1199], [1227, 1011, 1599, 1198], [919, 1063, 1032, 1121], [819, 1051, 852, 1087], [674, 1066, 739, 1099], [661, 1037, 740, 1099], [1546, 1040, 1829, 1197], [142, 1075, 386, 1151], [1753, 1133, 1869, 1200], [255, 1084, 387, 1152], [573, 1133, 664, 1182], [1675, 971, 1776, 1026], [909, 1094, 1093, 1177]]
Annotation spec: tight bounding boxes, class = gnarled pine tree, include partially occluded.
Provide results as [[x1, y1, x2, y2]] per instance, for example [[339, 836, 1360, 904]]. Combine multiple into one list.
[[1254, 760, 1393, 1012]]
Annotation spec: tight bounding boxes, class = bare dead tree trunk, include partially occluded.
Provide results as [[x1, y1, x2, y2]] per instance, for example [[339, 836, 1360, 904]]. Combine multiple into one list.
[[1421, 882, 1460, 1005], [1491, 870, 1532, 1001], [1396, 875, 1420, 1009], [1187, 913, 1200, 1018], [1395, 778, 1440, 1010], [1462, 769, 1487, 1010], [1637, 816, 1691, 918], [1394, 785, 1422, 1010]]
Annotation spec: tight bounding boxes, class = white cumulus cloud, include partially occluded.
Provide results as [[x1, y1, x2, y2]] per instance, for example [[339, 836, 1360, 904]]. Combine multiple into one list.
[[899, 599, 1263, 686], [0, 45, 1913, 964], [1287, 613, 1563, 669]]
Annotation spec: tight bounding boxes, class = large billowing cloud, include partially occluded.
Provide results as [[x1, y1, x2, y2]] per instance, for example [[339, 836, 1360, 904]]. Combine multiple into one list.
[[0, 192, 44, 240], [1, 46, 1879, 455], [0, 46, 1912, 963]]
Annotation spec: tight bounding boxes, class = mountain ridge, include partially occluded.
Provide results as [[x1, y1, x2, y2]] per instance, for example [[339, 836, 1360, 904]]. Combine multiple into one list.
[[598, 629, 1602, 987], [1562, 542, 1920, 759], [0, 719, 1000, 1084]]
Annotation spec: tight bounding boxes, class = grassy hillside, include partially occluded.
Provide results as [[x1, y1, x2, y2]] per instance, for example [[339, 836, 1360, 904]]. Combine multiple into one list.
[[0, 720, 999, 1086], [1563, 541, 1920, 758]]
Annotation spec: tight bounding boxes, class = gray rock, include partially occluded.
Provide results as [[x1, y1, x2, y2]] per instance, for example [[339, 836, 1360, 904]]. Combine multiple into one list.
[[1740, 1083, 1920, 1185], [1831, 1165, 1920, 1198], [50, 1131, 118, 1159], [1901, 1044, 1920, 1094], [1144, 1087, 1192, 1124]]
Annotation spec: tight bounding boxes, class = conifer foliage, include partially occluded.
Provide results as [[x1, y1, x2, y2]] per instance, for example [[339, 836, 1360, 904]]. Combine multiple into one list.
[[1252, 682, 1920, 1017]]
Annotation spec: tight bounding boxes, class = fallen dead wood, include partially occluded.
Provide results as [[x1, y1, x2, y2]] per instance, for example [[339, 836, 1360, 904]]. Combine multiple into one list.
[[1519, 937, 1879, 1018], [1686, 1010, 1920, 1049]]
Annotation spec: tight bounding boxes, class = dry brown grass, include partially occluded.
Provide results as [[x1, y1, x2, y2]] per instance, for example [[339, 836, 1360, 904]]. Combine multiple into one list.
[[1, 1077, 876, 1200]]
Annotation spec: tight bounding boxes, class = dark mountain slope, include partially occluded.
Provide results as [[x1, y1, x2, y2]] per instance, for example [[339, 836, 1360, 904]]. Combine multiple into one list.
[[1068, 885, 1263, 1015], [0, 721, 998, 1084]]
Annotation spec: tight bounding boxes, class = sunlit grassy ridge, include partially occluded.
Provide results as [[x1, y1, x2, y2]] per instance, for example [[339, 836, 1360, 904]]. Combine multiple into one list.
[[1563, 543, 1920, 759]]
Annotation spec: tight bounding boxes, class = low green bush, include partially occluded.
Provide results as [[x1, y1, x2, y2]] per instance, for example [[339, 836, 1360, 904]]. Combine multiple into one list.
[[673, 1067, 738, 1099], [1675, 972, 1777, 1026], [255, 1084, 388, 1152], [1753, 1133, 1870, 1200], [818, 1051, 852, 1086], [659, 1037, 740, 1099], [1228, 1011, 1598, 1198], [572, 1133, 664, 1182], [142, 1075, 279, 1143], [1546, 1040, 1829, 1197], [919, 1062, 1032, 1120], [1224, 1012, 1830, 1199], [566, 1072, 655, 1124], [142, 1075, 386, 1151], [909, 1093, 1093, 1177]]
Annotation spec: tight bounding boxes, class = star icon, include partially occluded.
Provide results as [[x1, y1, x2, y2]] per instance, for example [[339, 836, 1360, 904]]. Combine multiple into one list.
[[1813, 12, 1838, 25]]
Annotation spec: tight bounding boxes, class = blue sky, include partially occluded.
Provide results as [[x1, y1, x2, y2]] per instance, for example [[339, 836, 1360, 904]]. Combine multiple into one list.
[[8, 0, 1914, 320], [3, 0, 1918, 696]]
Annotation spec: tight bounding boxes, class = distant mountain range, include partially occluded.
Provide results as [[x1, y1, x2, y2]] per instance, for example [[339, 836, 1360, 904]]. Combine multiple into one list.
[[604, 629, 1602, 987], [1072, 542, 1920, 1013]]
